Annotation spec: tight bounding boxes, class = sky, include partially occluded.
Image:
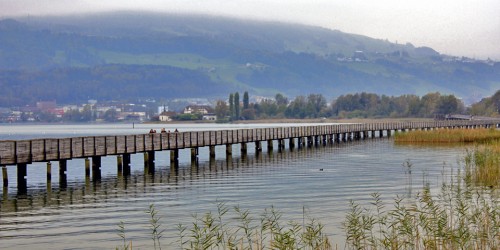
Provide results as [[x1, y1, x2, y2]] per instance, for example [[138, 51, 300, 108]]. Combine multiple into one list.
[[1, 0, 500, 60]]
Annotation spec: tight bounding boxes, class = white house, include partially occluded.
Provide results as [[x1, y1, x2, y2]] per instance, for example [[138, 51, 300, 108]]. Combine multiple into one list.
[[159, 111, 176, 122], [183, 105, 214, 114]]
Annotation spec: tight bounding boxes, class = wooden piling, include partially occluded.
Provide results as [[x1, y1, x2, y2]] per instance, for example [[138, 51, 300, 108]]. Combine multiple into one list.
[[226, 144, 232, 156], [17, 163, 27, 193], [59, 160, 67, 188], [170, 149, 179, 163], [255, 141, 262, 152], [123, 153, 130, 166], [241, 143, 247, 155], [191, 147, 198, 162], [85, 158, 90, 177], [147, 151, 155, 167], [2, 166, 8, 187], [117, 155, 123, 173], [143, 152, 149, 167], [46, 162, 52, 182], [289, 138, 295, 149], [209, 145, 216, 158], [122, 153, 131, 176], [267, 140, 273, 151], [91, 156, 101, 180]]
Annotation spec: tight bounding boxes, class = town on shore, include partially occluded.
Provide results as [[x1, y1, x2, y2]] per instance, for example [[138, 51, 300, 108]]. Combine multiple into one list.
[[1, 90, 498, 124]]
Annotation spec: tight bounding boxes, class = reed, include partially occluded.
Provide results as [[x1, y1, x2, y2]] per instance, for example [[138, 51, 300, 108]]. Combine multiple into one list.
[[465, 140, 500, 188], [176, 204, 332, 250], [342, 174, 500, 250], [116, 203, 332, 249], [394, 128, 500, 143]]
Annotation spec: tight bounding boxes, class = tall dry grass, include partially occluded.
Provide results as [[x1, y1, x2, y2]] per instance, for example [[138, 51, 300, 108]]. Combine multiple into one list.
[[396, 128, 500, 188], [395, 128, 500, 143], [465, 140, 500, 188]]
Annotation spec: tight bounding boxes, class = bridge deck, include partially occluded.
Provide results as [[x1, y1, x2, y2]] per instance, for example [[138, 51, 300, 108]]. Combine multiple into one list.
[[1, 120, 498, 166]]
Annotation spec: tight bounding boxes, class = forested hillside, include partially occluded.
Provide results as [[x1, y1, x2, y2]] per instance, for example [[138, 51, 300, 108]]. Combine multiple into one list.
[[0, 13, 499, 106]]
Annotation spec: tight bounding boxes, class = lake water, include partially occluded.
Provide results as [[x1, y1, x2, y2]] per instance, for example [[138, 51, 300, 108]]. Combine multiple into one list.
[[0, 123, 467, 249]]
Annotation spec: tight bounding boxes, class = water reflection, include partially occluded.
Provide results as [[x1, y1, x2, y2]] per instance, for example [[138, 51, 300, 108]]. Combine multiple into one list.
[[1, 140, 356, 214], [0, 137, 466, 249]]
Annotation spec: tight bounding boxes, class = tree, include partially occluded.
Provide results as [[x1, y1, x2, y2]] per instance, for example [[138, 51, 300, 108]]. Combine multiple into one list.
[[81, 104, 94, 122], [256, 99, 278, 118], [241, 107, 256, 120], [307, 94, 327, 118], [243, 91, 249, 109], [215, 100, 229, 121], [436, 95, 463, 115], [275, 93, 288, 106], [229, 93, 234, 120], [103, 108, 118, 122], [234, 92, 240, 120], [285, 96, 307, 118], [421, 92, 441, 117]]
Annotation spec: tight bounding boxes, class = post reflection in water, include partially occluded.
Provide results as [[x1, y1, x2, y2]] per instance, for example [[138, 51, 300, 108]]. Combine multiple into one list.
[[1, 139, 320, 213], [0, 138, 464, 249]]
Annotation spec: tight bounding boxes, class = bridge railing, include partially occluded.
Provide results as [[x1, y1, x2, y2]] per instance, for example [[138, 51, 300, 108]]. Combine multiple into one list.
[[1, 120, 499, 166]]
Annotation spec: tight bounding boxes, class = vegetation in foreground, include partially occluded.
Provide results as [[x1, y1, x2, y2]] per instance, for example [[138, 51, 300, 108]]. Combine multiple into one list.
[[465, 141, 500, 187], [116, 130, 500, 249], [395, 128, 500, 188], [117, 203, 332, 250], [344, 174, 499, 250], [116, 174, 499, 249]]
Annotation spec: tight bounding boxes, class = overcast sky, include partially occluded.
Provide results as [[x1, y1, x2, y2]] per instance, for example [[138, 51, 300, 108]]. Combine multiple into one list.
[[2, 0, 499, 60]]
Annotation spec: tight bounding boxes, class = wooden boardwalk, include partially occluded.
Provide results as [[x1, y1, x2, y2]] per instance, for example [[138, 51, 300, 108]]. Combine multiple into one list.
[[1, 120, 499, 193]]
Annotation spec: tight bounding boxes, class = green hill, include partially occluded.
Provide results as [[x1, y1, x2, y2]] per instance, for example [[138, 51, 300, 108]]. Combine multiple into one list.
[[0, 12, 498, 106]]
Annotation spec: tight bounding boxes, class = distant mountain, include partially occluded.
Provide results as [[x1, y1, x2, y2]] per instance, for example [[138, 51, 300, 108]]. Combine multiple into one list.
[[0, 12, 498, 106]]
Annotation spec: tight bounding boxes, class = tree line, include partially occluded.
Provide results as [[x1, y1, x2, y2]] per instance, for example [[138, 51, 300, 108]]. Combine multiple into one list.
[[215, 91, 482, 121], [470, 90, 500, 117]]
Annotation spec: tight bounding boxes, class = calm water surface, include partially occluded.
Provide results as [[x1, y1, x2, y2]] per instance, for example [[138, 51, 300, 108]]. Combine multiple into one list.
[[0, 123, 467, 249]]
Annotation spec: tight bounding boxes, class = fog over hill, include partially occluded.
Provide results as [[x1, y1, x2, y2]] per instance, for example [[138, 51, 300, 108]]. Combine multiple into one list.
[[0, 12, 498, 106]]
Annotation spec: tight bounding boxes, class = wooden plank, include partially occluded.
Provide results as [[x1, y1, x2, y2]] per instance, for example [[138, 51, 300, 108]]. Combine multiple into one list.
[[30, 139, 45, 162], [205, 131, 216, 146], [228, 130, 233, 144], [136, 135, 145, 152], [105, 136, 116, 155], [177, 132, 185, 148], [160, 133, 169, 149], [72, 137, 84, 158], [183, 132, 191, 148], [168, 133, 176, 149], [0, 141, 16, 165], [153, 133, 162, 150], [16, 140, 31, 163], [116, 136, 126, 154], [126, 135, 136, 153], [146, 134, 154, 151], [197, 132, 203, 147], [59, 138, 72, 159], [95, 137, 106, 156], [45, 139, 59, 161], [83, 137, 95, 157], [143, 134, 152, 151]]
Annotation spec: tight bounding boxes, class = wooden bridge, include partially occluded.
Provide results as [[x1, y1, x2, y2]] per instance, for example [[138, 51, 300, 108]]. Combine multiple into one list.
[[1, 120, 499, 193]]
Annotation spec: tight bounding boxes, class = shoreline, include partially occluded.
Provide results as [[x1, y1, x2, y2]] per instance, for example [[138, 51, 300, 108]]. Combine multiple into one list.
[[145, 117, 435, 125]]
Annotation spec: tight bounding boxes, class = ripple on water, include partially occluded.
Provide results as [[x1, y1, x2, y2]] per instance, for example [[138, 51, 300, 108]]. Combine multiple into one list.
[[0, 136, 466, 249]]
